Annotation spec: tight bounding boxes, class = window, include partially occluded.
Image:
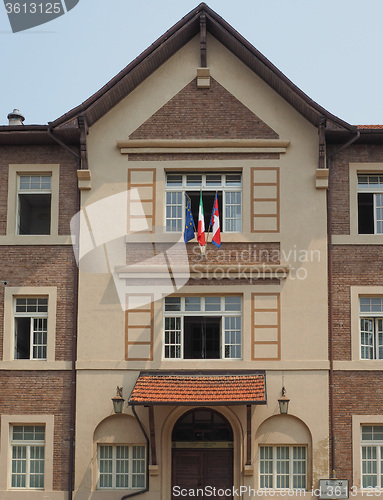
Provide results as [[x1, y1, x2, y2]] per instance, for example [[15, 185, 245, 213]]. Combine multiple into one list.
[[17, 174, 51, 235], [165, 173, 242, 233], [259, 446, 307, 490], [361, 425, 383, 488], [359, 297, 383, 360], [14, 297, 48, 360], [98, 445, 146, 489], [358, 175, 383, 234], [11, 425, 45, 489], [164, 296, 241, 359]]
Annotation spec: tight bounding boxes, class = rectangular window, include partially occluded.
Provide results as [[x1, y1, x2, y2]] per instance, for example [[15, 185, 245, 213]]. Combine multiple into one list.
[[98, 445, 146, 490], [361, 425, 383, 488], [164, 296, 242, 360], [259, 446, 307, 490], [17, 174, 51, 235], [359, 297, 383, 360], [11, 425, 45, 489], [165, 173, 242, 233], [14, 297, 48, 360], [358, 175, 383, 234]]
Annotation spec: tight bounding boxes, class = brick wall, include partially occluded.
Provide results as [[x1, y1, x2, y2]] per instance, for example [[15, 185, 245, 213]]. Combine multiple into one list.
[[0, 246, 76, 362], [333, 371, 383, 482], [0, 370, 72, 491], [329, 143, 383, 236], [0, 145, 78, 236], [129, 77, 279, 140]]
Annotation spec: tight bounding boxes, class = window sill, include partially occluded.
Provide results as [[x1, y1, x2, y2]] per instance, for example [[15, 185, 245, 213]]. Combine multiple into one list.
[[0, 361, 71, 370], [333, 235, 383, 245], [0, 235, 72, 245]]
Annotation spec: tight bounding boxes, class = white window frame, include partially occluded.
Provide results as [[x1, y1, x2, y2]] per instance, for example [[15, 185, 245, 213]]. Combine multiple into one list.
[[10, 425, 45, 490], [259, 445, 307, 491], [17, 174, 52, 235], [357, 175, 383, 234], [359, 297, 383, 360], [165, 172, 242, 233], [14, 297, 48, 360], [97, 444, 146, 490], [163, 296, 242, 360], [361, 425, 383, 489]]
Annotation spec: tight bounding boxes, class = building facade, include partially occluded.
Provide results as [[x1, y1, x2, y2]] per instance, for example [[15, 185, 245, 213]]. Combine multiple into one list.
[[1, 3, 382, 500]]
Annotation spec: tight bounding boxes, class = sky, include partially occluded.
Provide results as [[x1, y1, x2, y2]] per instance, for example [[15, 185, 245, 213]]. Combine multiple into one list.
[[0, 0, 382, 126]]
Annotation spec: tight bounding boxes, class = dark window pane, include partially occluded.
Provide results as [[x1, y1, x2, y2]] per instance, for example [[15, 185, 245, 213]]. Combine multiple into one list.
[[15, 317, 31, 359], [19, 194, 51, 235], [183, 316, 221, 359], [358, 192, 374, 234], [186, 191, 222, 232]]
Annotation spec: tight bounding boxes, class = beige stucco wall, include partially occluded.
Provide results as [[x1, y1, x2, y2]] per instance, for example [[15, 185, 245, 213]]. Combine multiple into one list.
[[74, 33, 330, 498]]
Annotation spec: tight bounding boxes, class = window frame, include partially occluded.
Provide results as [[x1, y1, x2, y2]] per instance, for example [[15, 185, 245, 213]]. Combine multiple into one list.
[[361, 425, 383, 489], [16, 174, 52, 236], [258, 445, 307, 491], [14, 297, 48, 360], [357, 174, 383, 235], [7, 164, 60, 239], [359, 296, 383, 360], [10, 425, 45, 490], [3, 287, 57, 364], [164, 172, 242, 234], [0, 415, 54, 492], [97, 444, 146, 490], [163, 295, 242, 360]]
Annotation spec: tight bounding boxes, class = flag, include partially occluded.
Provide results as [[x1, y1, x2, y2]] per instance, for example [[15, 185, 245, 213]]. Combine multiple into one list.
[[184, 194, 195, 244], [197, 191, 206, 247], [210, 193, 221, 248]]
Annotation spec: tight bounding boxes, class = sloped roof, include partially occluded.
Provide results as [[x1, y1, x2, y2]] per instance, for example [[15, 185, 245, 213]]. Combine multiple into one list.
[[50, 3, 356, 133], [128, 371, 266, 406]]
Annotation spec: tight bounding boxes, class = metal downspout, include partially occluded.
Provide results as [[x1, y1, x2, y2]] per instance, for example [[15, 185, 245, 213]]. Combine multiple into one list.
[[327, 130, 360, 477], [120, 406, 150, 500], [47, 125, 80, 500]]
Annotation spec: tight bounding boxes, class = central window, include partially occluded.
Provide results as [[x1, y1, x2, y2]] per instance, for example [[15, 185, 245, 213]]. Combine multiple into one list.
[[165, 172, 242, 233], [360, 297, 383, 359], [164, 296, 241, 360]]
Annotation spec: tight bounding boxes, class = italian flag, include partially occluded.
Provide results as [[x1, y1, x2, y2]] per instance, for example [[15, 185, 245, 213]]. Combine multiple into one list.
[[197, 191, 206, 248]]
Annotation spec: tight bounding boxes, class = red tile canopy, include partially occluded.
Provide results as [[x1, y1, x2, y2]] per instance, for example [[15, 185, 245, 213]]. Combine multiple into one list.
[[128, 371, 266, 406]]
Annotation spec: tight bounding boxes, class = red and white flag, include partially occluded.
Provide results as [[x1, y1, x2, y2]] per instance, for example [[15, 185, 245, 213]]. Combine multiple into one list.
[[210, 193, 221, 248], [197, 191, 206, 249]]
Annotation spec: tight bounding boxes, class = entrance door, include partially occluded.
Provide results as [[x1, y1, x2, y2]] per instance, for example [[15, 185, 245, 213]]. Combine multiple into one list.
[[171, 409, 234, 499], [172, 449, 233, 499]]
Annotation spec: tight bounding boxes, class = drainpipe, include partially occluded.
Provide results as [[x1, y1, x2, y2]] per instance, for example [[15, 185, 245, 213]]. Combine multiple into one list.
[[120, 406, 150, 500], [327, 129, 360, 477], [47, 124, 80, 500]]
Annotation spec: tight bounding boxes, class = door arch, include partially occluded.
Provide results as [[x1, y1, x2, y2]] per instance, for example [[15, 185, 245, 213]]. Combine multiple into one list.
[[171, 409, 233, 499]]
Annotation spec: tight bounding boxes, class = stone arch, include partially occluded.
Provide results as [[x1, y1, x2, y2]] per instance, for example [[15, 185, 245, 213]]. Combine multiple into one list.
[[161, 406, 244, 499]]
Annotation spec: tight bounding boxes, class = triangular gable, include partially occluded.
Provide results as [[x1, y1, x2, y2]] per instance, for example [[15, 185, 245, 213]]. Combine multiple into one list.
[[51, 3, 355, 134], [129, 78, 278, 140]]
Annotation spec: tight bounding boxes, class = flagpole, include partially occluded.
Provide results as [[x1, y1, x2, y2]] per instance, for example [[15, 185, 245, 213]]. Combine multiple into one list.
[[205, 191, 217, 245]]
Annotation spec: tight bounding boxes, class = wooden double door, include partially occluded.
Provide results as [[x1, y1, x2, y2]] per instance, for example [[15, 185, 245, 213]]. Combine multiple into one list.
[[172, 448, 233, 499]]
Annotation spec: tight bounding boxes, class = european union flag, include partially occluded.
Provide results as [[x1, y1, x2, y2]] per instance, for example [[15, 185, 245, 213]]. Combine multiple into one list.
[[184, 194, 195, 244]]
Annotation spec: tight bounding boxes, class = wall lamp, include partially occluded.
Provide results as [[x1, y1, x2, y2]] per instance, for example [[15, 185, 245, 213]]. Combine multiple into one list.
[[112, 386, 125, 414], [278, 386, 290, 414]]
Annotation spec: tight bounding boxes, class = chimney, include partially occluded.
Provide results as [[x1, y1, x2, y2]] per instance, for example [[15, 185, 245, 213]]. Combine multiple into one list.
[[7, 109, 25, 126]]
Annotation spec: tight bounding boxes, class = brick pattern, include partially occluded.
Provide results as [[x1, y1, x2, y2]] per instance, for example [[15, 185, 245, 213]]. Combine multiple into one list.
[[0, 246, 76, 362], [0, 145, 78, 236], [332, 245, 383, 361], [129, 78, 279, 140], [333, 371, 383, 483], [329, 143, 383, 236], [0, 370, 72, 491]]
